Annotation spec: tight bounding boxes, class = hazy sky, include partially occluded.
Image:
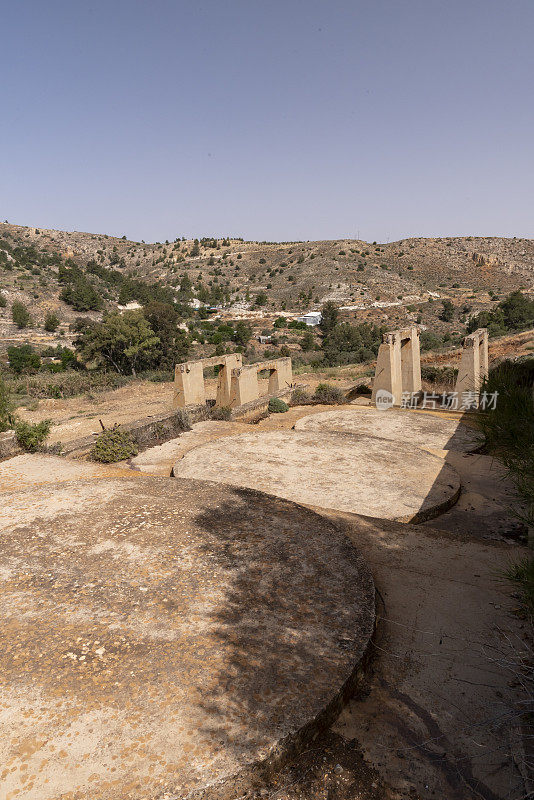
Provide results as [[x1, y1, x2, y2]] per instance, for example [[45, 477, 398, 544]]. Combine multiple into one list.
[[1, 0, 533, 243]]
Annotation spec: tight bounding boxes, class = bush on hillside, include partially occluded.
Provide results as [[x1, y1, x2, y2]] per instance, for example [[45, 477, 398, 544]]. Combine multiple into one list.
[[467, 291, 534, 337], [12, 301, 31, 329], [8, 344, 41, 374]]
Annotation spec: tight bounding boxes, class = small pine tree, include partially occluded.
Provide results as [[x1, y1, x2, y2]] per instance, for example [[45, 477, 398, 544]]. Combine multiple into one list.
[[12, 301, 31, 329], [44, 312, 60, 332]]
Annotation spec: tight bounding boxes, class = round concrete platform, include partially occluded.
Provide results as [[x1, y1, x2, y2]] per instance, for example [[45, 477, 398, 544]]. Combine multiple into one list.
[[0, 472, 374, 800], [176, 430, 461, 522], [294, 408, 481, 452]]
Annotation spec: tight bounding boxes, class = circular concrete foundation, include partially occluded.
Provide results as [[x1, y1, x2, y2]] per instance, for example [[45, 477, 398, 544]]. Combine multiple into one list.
[[0, 473, 374, 800], [295, 408, 480, 452], [176, 430, 461, 522]]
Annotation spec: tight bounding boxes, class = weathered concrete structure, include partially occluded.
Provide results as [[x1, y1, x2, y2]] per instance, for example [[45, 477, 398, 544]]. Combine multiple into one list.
[[455, 328, 489, 399], [173, 353, 243, 408], [174, 354, 293, 410], [229, 357, 293, 408], [371, 327, 421, 406], [0, 461, 374, 800]]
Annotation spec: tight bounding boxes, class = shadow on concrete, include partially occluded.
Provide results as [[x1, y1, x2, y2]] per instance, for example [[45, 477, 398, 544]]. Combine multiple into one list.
[[187, 485, 375, 793]]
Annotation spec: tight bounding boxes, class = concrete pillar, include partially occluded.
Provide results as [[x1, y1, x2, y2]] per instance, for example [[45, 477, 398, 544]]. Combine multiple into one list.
[[229, 366, 260, 407], [371, 332, 402, 406], [400, 327, 422, 394], [455, 329, 489, 402], [173, 361, 206, 408], [267, 357, 293, 394], [455, 336, 481, 396], [215, 354, 243, 407], [479, 329, 489, 383]]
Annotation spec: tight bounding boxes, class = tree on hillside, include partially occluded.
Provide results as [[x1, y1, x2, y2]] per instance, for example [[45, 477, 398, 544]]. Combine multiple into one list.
[[75, 311, 160, 375], [499, 290, 534, 330], [8, 344, 41, 374], [320, 301, 339, 335], [300, 329, 316, 351], [439, 299, 455, 322], [321, 322, 382, 366], [467, 290, 534, 336], [233, 320, 252, 347], [143, 301, 190, 368], [179, 273, 193, 299], [44, 312, 60, 332], [60, 277, 103, 311], [12, 301, 31, 329]]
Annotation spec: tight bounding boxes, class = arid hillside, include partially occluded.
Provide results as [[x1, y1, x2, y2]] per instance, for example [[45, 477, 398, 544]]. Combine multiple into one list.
[[1, 222, 533, 359]]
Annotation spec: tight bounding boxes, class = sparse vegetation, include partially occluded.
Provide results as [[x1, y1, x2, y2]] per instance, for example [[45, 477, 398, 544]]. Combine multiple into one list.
[[15, 419, 51, 451], [268, 397, 289, 413], [12, 301, 31, 328], [313, 383, 344, 404], [91, 427, 138, 463]]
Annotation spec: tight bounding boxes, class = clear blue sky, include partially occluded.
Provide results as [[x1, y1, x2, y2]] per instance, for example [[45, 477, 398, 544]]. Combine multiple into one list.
[[1, 0, 533, 243]]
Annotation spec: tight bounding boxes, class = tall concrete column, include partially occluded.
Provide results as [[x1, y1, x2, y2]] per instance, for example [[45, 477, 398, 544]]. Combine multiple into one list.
[[229, 367, 260, 407], [371, 333, 402, 406], [456, 337, 481, 395], [173, 361, 206, 408], [267, 357, 293, 394], [400, 327, 422, 394], [215, 354, 242, 407], [479, 329, 489, 383]]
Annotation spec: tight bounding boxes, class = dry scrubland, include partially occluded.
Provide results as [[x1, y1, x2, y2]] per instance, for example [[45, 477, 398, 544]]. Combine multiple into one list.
[[1, 221, 533, 343]]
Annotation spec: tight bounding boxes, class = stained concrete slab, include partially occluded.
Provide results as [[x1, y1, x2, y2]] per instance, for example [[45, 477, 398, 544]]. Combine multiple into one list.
[[175, 430, 460, 522], [129, 420, 251, 475], [294, 408, 481, 453], [0, 467, 374, 800]]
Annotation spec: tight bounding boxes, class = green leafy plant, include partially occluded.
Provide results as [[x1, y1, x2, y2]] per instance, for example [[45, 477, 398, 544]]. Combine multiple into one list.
[[91, 427, 138, 463], [12, 301, 31, 329], [268, 397, 289, 413], [44, 312, 60, 332], [15, 420, 51, 451]]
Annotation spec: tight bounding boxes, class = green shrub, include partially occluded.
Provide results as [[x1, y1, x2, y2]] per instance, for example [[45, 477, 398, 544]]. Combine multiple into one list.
[[15, 420, 51, 451], [8, 344, 41, 374], [12, 301, 31, 329], [268, 397, 289, 413], [91, 427, 138, 463], [313, 383, 344, 404], [0, 292, 7, 308], [44, 312, 60, 332]]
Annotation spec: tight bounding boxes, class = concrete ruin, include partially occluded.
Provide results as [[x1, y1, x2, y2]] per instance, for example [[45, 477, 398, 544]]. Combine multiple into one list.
[[173, 353, 243, 408], [371, 326, 421, 406], [455, 328, 489, 399], [230, 357, 293, 407], [173, 354, 293, 409]]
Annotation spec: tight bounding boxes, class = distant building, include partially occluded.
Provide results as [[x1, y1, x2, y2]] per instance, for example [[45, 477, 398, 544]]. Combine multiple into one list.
[[258, 335, 272, 344], [296, 311, 322, 326]]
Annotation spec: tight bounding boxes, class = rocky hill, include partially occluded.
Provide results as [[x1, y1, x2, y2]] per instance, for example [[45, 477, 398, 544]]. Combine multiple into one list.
[[0, 222, 533, 348]]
